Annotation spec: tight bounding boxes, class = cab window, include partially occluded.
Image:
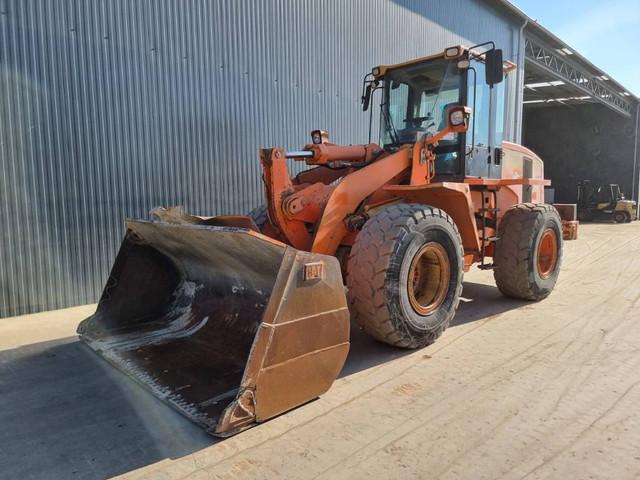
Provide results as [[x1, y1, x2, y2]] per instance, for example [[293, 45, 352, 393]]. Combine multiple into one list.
[[467, 59, 490, 148]]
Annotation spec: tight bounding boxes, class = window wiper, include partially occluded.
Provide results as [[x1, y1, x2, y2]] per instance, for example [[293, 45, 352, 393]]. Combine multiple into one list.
[[428, 63, 451, 121]]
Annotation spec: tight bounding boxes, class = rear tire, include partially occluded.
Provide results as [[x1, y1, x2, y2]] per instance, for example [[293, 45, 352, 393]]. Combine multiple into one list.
[[494, 203, 562, 301], [346, 204, 464, 349]]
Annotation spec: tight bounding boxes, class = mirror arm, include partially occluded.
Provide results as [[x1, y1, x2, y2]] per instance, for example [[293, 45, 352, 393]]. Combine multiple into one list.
[[467, 41, 496, 60], [368, 86, 375, 143], [466, 67, 477, 157]]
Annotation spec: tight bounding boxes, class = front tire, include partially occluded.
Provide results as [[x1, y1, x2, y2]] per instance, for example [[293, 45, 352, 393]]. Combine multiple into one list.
[[247, 205, 268, 231], [346, 204, 464, 349], [577, 209, 592, 222], [494, 203, 562, 301], [614, 211, 627, 223]]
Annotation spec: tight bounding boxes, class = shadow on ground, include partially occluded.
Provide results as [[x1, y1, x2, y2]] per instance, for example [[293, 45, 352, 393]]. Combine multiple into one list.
[[340, 281, 529, 376], [0, 281, 528, 479], [577, 219, 619, 224], [0, 337, 214, 480], [452, 281, 530, 327]]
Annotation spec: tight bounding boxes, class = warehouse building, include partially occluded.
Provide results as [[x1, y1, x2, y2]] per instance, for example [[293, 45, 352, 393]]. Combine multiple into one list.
[[0, 0, 638, 317]]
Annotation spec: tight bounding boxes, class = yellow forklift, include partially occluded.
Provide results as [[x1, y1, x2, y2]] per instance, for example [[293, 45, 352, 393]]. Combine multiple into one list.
[[577, 180, 636, 223]]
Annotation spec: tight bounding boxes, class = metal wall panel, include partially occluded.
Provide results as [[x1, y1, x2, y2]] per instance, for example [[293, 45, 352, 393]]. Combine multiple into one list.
[[0, 0, 519, 317]]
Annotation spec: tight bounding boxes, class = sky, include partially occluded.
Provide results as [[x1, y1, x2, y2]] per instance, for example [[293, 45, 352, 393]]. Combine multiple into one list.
[[511, 0, 640, 97]]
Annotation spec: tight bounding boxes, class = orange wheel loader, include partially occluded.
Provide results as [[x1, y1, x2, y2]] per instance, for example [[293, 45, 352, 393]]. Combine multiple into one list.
[[78, 43, 578, 436]]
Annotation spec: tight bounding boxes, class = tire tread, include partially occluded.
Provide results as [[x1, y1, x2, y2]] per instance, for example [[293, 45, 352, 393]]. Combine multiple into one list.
[[493, 203, 562, 300], [347, 204, 463, 348]]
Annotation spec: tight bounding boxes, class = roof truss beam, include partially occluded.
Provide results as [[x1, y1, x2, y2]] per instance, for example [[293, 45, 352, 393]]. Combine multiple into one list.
[[524, 35, 632, 117]]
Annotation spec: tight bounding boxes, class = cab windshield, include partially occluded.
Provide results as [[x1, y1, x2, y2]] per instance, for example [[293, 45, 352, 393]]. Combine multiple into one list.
[[380, 58, 463, 150]]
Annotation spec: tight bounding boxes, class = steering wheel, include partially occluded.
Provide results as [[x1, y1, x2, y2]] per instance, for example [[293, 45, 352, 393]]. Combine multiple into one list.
[[404, 116, 433, 129]]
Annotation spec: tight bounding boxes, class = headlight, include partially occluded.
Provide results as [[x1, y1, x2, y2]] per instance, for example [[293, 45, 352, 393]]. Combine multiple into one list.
[[310, 129, 329, 144], [449, 109, 465, 126]]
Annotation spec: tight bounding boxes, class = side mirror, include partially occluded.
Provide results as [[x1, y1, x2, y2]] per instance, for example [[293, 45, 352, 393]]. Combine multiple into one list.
[[485, 49, 504, 87], [362, 83, 372, 111]]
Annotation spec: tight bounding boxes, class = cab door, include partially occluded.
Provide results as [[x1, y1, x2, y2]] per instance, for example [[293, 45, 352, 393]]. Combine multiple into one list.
[[489, 77, 506, 178], [465, 59, 506, 179]]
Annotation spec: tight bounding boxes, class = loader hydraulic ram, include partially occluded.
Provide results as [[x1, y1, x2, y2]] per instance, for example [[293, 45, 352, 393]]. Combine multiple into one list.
[[78, 43, 578, 436]]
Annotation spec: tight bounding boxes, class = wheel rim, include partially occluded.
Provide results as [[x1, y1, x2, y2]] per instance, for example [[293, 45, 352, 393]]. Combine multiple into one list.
[[407, 242, 450, 316], [537, 228, 558, 279]]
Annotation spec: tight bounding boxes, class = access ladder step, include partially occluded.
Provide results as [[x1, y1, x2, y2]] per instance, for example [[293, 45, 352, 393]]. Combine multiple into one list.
[[477, 263, 495, 270]]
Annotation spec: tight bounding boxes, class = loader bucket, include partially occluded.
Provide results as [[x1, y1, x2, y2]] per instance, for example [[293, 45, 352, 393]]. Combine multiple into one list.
[[77, 220, 350, 436]]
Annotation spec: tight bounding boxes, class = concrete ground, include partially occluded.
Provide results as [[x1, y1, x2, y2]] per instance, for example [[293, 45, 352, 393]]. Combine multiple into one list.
[[1, 222, 640, 480]]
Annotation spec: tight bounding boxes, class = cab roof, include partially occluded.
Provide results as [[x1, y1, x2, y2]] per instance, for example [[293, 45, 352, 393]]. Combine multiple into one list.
[[371, 45, 516, 79]]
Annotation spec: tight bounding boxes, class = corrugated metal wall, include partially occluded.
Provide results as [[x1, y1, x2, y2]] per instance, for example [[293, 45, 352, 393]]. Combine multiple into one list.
[[0, 0, 519, 318]]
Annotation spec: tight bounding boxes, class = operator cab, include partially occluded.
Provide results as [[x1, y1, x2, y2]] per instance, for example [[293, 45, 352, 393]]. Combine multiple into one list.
[[363, 44, 511, 180]]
